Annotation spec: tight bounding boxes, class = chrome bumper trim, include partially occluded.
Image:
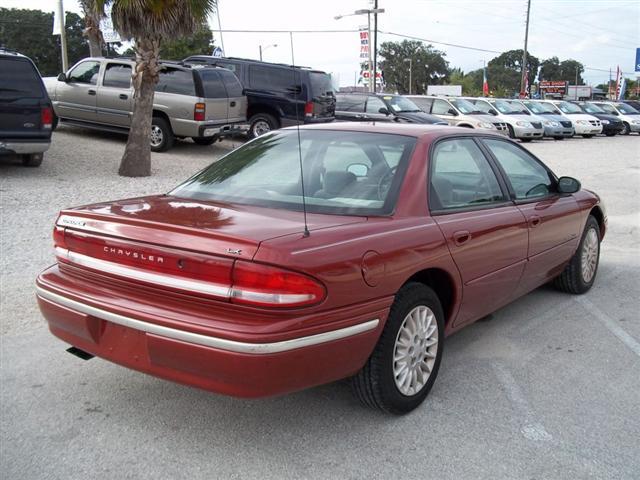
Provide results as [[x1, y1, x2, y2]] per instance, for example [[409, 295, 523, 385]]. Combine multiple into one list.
[[36, 286, 379, 354]]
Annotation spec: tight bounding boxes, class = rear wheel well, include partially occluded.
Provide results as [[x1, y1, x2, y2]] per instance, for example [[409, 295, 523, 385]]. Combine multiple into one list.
[[247, 105, 281, 126], [404, 269, 455, 326], [590, 206, 605, 239]]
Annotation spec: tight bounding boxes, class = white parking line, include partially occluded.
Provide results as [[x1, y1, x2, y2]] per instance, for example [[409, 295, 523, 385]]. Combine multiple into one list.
[[575, 295, 640, 357], [492, 363, 553, 442]]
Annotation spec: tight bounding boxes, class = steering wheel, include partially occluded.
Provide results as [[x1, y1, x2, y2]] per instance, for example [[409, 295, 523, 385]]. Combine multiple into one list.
[[525, 183, 548, 197], [377, 166, 398, 200]]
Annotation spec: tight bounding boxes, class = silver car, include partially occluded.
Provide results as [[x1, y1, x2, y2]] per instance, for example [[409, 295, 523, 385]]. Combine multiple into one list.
[[591, 101, 640, 135], [407, 95, 509, 135], [517, 100, 574, 139], [464, 97, 544, 141], [44, 57, 247, 152]]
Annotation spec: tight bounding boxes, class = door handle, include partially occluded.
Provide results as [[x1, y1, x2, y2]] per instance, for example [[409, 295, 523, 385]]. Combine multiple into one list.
[[453, 230, 472, 246], [229, 101, 236, 107], [529, 215, 541, 227], [88, 89, 96, 96], [119, 94, 128, 100]]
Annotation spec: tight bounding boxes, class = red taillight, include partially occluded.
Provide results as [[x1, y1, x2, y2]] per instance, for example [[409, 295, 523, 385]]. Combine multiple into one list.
[[41, 107, 53, 129], [194, 102, 206, 121], [230, 261, 325, 308], [304, 101, 314, 118], [53, 226, 66, 249]]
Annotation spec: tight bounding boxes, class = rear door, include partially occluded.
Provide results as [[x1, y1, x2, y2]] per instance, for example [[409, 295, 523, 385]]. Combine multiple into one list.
[[0, 56, 48, 139], [481, 138, 582, 295], [96, 62, 133, 127], [429, 137, 528, 325], [55, 60, 101, 122], [218, 69, 246, 122]]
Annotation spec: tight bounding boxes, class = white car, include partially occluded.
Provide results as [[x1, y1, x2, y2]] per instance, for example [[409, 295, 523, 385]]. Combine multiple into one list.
[[464, 97, 544, 142], [590, 101, 640, 135], [547, 100, 602, 138]]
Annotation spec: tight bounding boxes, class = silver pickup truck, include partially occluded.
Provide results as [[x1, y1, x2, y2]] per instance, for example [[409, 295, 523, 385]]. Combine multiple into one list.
[[44, 57, 247, 152]]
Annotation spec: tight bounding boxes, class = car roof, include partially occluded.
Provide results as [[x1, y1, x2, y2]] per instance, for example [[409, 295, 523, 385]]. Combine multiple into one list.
[[287, 121, 504, 141]]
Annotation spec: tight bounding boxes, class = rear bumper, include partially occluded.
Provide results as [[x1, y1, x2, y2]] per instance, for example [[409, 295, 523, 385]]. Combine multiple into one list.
[[36, 267, 387, 398], [197, 123, 249, 138], [0, 139, 50, 155]]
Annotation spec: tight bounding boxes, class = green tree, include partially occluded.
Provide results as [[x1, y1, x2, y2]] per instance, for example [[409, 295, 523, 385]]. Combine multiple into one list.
[[487, 49, 539, 97], [0, 8, 89, 76], [540, 56, 584, 84], [448, 67, 483, 96], [378, 40, 449, 94], [160, 22, 214, 60], [96, 0, 216, 177]]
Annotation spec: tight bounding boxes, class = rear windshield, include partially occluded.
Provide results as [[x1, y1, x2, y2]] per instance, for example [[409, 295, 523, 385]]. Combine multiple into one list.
[[0, 58, 43, 99], [171, 130, 417, 216], [309, 71, 335, 97]]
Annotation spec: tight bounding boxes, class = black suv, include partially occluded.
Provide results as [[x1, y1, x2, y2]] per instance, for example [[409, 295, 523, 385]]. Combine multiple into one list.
[[0, 49, 53, 166], [571, 101, 624, 136], [183, 56, 336, 137], [335, 92, 447, 125]]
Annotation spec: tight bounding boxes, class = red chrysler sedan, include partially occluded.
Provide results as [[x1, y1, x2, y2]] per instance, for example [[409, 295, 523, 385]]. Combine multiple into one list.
[[36, 123, 605, 414]]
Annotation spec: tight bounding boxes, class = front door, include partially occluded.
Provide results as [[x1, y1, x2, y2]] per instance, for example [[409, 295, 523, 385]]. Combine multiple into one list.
[[481, 138, 583, 295], [55, 60, 101, 122], [429, 137, 529, 325], [96, 62, 133, 127]]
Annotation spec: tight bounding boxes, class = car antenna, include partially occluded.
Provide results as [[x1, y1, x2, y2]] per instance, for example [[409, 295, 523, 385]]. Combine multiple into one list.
[[290, 32, 310, 238]]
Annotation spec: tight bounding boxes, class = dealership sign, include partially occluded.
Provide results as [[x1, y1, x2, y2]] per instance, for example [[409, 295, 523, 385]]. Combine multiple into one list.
[[539, 80, 568, 94]]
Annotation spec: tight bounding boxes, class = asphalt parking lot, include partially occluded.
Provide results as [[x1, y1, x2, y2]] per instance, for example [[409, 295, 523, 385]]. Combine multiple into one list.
[[1, 126, 639, 479]]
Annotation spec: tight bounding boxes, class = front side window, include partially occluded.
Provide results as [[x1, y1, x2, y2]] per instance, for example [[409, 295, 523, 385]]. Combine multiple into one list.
[[171, 130, 417, 216], [429, 138, 504, 211], [615, 103, 639, 114], [365, 96, 386, 114], [432, 99, 453, 115], [103, 63, 131, 88], [336, 95, 366, 112], [483, 139, 553, 200], [68, 61, 100, 85]]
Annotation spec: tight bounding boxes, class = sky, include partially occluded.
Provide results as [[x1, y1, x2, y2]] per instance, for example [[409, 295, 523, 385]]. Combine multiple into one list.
[[2, 0, 639, 87]]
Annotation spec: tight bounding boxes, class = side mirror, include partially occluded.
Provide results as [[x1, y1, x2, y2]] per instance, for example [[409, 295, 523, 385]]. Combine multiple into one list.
[[57, 72, 67, 82], [447, 108, 458, 116], [378, 107, 390, 116], [557, 176, 581, 194], [347, 163, 369, 177]]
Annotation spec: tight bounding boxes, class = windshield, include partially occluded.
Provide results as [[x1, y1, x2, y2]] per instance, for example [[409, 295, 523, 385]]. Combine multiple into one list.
[[524, 101, 557, 114], [505, 100, 529, 114], [171, 130, 416, 216], [309, 71, 335, 97], [556, 102, 583, 114], [470, 99, 494, 114], [614, 103, 639, 114], [580, 103, 605, 114], [383, 95, 421, 112], [450, 98, 482, 114], [492, 100, 521, 114]]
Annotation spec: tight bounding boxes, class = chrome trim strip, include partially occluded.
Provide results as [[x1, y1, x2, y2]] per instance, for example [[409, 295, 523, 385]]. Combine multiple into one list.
[[55, 247, 231, 299], [36, 286, 380, 354]]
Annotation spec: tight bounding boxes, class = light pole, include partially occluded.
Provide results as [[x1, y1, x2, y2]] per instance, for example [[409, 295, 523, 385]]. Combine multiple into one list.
[[335, 8, 385, 93], [259, 43, 277, 61], [404, 58, 412, 95]]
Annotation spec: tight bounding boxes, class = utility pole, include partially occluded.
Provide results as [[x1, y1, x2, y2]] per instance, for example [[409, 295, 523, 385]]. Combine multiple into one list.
[[404, 58, 412, 94], [57, 0, 69, 72], [373, 0, 379, 93], [520, 0, 531, 97], [367, 11, 374, 93], [215, 1, 226, 56]]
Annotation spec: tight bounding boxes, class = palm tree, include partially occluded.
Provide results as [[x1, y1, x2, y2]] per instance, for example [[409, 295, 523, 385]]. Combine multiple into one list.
[[79, 0, 104, 57], [96, 0, 216, 177]]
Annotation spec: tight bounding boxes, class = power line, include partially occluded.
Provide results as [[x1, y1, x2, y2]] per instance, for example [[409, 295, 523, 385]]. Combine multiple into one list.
[[380, 31, 502, 54]]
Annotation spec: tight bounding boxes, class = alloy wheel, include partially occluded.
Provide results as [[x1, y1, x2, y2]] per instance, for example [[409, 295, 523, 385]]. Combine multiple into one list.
[[581, 227, 599, 283], [150, 125, 164, 147], [252, 120, 271, 137]]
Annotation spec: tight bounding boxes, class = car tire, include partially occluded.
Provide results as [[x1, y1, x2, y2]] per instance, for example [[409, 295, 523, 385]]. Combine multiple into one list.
[[553, 136, 564, 140], [553, 215, 600, 295], [192, 136, 218, 146], [582, 134, 594, 138], [150, 117, 174, 152], [507, 124, 516, 139], [605, 132, 617, 137], [248, 113, 278, 138], [52, 114, 59, 131], [352, 282, 444, 414], [520, 138, 533, 143], [621, 122, 631, 135], [21, 153, 43, 167]]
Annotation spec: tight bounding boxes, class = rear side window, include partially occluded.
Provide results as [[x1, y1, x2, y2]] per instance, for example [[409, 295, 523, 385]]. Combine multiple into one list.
[[156, 68, 195, 96], [103, 63, 131, 88], [68, 61, 100, 85], [248, 65, 299, 92], [198, 69, 226, 98], [219, 70, 243, 97], [336, 95, 365, 112], [0, 58, 43, 98]]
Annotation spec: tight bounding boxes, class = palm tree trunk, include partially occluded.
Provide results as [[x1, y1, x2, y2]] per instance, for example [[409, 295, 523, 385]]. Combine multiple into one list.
[[118, 37, 159, 177]]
